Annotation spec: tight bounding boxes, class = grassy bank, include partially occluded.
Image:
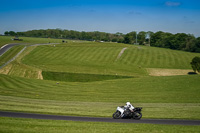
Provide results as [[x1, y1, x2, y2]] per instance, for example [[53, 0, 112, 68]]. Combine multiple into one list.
[[42, 71, 133, 82], [0, 74, 200, 119], [22, 43, 200, 72], [1, 74, 199, 103]]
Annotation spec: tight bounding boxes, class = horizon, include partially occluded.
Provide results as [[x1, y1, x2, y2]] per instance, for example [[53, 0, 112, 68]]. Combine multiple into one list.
[[2, 28, 200, 37], [0, 0, 200, 37]]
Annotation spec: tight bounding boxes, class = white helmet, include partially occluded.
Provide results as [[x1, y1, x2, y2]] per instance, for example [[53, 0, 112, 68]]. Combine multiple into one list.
[[126, 102, 131, 107]]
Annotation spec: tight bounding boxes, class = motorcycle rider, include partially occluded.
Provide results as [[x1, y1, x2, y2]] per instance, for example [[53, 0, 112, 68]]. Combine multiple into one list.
[[124, 102, 134, 112]]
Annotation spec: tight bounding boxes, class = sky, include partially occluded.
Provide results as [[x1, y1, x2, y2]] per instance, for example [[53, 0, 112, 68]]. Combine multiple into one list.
[[0, 0, 200, 37]]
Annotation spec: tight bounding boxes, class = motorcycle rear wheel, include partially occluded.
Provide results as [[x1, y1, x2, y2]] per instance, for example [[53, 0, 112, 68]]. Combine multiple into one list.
[[133, 111, 142, 120]]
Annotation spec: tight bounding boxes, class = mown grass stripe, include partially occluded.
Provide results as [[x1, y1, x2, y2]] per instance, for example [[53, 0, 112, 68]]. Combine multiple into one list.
[[69, 47, 83, 62], [134, 49, 143, 66], [139, 48, 148, 67], [101, 48, 115, 63], [81, 47, 96, 62], [164, 50, 171, 67], [87, 47, 100, 61], [122, 48, 134, 65], [144, 49, 151, 67]]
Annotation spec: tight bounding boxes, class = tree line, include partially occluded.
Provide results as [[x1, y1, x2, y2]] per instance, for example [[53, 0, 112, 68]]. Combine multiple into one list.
[[4, 29, 200, 53]]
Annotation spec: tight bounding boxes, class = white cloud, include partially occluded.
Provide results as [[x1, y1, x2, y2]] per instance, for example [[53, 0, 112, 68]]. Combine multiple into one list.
[[165, 1, 181, 7]]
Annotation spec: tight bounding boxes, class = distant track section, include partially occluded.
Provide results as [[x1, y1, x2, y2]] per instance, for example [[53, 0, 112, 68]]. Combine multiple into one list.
[[0, 43, 60, 56], [0, 43, 59, 69], [0, 43, 21, 56], [0, 111, 200, 125]]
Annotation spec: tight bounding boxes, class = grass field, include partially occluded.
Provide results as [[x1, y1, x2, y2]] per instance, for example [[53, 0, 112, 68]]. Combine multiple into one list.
[[22, 43, 198, 72], [0, 73, 200, 119], [21, 43, 147, 76], [42, 71, 133, 82], [0, 36, 69, 47], [1, 117, 200, 133], [0, 36, 200, 132]]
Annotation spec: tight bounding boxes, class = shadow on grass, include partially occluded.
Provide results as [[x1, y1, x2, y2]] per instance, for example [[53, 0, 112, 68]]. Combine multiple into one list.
[[188, 72, 197, 75], [42, 71, 133, 82]]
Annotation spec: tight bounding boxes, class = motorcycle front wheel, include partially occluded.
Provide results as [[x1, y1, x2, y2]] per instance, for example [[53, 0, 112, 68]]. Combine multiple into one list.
[[133, 111, 142, 120], [112, 111, 121, 119]]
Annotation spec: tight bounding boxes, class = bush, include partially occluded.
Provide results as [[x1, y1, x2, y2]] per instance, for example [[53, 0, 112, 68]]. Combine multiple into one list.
[[190, 56, 200, 73]]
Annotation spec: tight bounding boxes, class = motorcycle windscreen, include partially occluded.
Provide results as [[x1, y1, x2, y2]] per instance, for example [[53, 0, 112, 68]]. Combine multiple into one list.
[[117, 107, 124, 114]]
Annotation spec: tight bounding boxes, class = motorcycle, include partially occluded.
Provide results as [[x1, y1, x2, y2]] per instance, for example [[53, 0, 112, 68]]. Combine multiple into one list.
[[112, 106, 142, 120]]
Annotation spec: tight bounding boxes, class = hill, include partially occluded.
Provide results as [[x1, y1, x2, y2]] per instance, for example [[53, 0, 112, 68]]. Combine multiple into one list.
[[0, 36, 200, 121], [1, 39, 199, 79]]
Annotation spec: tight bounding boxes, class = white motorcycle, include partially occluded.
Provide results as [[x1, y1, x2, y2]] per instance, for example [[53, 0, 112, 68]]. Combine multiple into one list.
[[113, 106, 142, 120]]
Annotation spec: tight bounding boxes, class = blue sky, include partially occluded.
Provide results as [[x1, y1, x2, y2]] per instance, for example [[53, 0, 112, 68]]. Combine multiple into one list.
[[0, 0, 200, 37]]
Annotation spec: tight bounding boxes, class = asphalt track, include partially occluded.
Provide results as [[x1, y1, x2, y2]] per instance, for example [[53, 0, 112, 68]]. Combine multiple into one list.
[[0, 43, 21, 56], [0, 111, 200, 125]]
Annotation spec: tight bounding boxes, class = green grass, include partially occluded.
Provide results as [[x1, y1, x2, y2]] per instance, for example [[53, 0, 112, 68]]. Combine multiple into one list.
[[0, 45, 25, 66], [118, 46, 199, 69], [1, 95, 199, 119], [0, 36, 200, 132], [42, 71, 133, 82], [0, 36, 93, 48], [0, 36, 68, 47], [21, 43, 200, 77], [0, 46, 44, 79], [22, 43, 147, 76], [0, 36, 21, 47], [0, 74, 200, 119], [0, 117, 200, 133], [1, 74, 199, 103]]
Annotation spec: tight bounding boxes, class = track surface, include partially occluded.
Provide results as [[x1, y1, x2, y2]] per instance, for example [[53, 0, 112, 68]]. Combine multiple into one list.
[[0, 111, 200, 125], [0, 43, 21, 56]]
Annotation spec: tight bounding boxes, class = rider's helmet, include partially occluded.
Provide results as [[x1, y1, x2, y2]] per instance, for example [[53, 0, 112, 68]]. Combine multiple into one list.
[[126, 102, 131, 107]]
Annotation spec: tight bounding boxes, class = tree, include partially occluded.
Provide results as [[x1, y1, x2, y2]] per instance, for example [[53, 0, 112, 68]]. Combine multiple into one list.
[[191, 56, 200, 73], [4, 31, 16, 36], [151, 31, 165, 47], [195, 37, 200, 53], [173, 33, 188, 50], [9, 31, 17, 36], [137, 31, 146, 45], [4, 31, 9, 36], [185, 34, 196, 52], [123, 31, 136, 44]]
